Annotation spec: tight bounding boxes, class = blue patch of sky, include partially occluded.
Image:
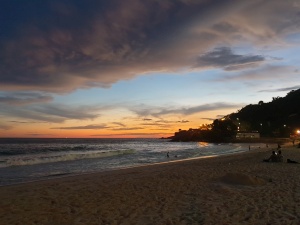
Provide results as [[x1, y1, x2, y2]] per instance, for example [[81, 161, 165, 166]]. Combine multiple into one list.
[[53, 69, 255, 109]]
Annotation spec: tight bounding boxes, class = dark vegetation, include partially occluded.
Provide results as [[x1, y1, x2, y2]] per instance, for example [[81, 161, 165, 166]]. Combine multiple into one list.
[[172, 88, 300, 142]]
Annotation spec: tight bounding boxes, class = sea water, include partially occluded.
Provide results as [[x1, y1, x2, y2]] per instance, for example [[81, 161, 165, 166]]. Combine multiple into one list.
[[0, 138, 255, 186]]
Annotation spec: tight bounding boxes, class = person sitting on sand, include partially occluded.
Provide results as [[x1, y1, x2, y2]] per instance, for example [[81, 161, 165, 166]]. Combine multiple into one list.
[[277, 150, 283, 162], [263, 151, 278, 162]]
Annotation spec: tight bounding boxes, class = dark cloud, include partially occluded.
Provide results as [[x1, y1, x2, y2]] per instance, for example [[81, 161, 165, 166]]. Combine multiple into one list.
[[9, 120, 48, 124], [0, 0, 298, 93], [259, 85, 300, 93], [212, 22, 239, 33], [0, 0, 214, 92], [195, 47, 265, 70], [0, 92, 53, 105], [111, 122, 126, 127], [177, 120, 190, 123], [201, 118, 215, 121], [0, 103, 100, 123]]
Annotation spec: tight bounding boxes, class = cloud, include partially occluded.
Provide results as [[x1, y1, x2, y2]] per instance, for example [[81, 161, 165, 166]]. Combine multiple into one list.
[[9, 120, 48, 124], [90, 132, 170, 137], [109, 127, 144, 131], [27, 133, 55, 137], [215, 65, 299, 82], [32, 104, 100, 120], [51, 124, 108, 130], [0, 0, 299, 93], [0, 123, 12, 130], [0, 92, 53, 105], [195, 47, 265, 70], [0, 103, 100, 123], [259, 85, 300, 93], [111, 122, 126, 127], [201, 118, 215, 121], [132, 102, 242, 117], [177, 120, 190, 123]]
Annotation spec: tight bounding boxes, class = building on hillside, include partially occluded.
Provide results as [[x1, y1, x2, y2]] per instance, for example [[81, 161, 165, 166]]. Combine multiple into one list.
[[236, 131, 260, 139]]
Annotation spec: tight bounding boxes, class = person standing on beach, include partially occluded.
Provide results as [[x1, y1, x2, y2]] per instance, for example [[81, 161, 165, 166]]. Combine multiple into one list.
[[277, 144, 281, 150]]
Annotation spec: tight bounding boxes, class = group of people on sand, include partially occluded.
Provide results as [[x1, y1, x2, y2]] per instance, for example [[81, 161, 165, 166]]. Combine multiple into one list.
[[263, 150, 283, 162], [263, 149, 299, 163]]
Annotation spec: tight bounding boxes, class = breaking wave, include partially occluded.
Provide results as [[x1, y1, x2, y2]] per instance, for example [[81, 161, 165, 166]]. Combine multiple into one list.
[[2, 149, 135, 167]]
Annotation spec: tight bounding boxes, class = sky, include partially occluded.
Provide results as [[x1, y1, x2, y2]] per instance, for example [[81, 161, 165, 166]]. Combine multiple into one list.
[[0, 0, 300, 138]]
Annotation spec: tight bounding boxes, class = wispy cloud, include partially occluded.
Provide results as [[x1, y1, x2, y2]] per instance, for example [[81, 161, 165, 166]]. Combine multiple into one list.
[[9, 120, 48, 124], [0, 92, 53, 105], [0, 103, 100, 123], [51, 124, 108, 130], [259, 85, 300, 93], [111, 122, 126, 127], [131, 102, 242, 117], [215, 65, 300, 82], [109, 127, 144, 131], [0, 123, 12, 130]]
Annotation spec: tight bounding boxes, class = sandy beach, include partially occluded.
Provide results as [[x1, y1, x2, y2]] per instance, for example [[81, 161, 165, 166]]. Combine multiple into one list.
[[1, 143, 300, 225]]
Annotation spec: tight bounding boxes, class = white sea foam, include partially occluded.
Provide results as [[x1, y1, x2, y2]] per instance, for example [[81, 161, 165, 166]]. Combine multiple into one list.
[[0, 139, 254, 186], [4, 149, 135, 167]]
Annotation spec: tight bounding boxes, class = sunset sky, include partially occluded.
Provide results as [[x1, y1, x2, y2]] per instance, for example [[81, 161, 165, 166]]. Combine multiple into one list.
[[1, 0, 300, 138]]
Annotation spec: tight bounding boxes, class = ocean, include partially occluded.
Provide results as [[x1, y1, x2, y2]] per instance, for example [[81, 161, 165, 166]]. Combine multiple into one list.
[[0, 138, 255, 186]]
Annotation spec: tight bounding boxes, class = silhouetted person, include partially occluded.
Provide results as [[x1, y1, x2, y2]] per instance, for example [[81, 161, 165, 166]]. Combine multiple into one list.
[[277, 144, 281, 150], [263, 151, 278, 162], [167, 152, 169, 158], [277, 150, 283, 162]]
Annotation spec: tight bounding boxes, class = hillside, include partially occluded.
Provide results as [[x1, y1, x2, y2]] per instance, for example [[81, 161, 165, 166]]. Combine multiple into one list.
[[172, 88, 300, 142], [229, 88, 300, 137]]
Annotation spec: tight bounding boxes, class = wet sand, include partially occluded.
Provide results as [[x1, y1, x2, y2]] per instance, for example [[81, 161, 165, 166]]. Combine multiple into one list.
[[1, 143, 300, 225]]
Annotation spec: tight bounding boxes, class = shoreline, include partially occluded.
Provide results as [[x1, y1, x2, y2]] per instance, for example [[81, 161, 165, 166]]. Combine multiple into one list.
[[0, 141, 268, 187], [170, 137, 292, 144], [1, 143, 300, 224]]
